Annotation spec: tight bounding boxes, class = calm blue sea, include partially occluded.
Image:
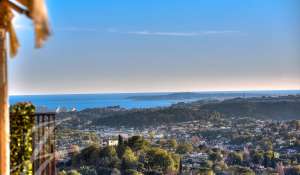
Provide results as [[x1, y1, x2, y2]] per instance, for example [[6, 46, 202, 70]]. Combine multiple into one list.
[[10, 93, 189, 111], [9, 90, 300, 111]]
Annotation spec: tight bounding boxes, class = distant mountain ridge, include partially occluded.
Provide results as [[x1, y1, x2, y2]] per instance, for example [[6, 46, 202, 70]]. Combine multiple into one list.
[[60, 95, 300, 127], [127, 91, 300, 101]]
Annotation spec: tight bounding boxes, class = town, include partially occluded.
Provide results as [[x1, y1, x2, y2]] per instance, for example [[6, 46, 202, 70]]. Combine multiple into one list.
[[56, 112, 300, 174]]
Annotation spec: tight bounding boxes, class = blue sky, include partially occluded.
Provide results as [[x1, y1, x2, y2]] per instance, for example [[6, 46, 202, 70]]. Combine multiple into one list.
[[8, 0, 300, 95]]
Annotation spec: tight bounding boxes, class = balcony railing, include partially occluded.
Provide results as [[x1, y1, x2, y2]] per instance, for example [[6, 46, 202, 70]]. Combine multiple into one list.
[[10, 112, 56, 175]]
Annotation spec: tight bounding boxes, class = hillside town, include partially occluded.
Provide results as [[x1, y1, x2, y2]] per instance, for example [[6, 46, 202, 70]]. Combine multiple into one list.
[[56, 111, 300, 174]]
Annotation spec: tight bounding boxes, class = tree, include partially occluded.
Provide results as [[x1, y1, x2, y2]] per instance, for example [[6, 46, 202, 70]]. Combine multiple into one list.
[[210, 111, 221, 120], [118, 135, 124, 146], [264, 150, 275, 168], [100, 146, 117, 158], [0, 0, 50, 174], [170, 153, 180, 171], [79, 166, 97, 175], [146, 148, 177, 173], [117, 135, 127, 158], [89, 132, 100, 144], [227, 152, 243, 165], [209, 152, 222, 162], [252, 150, 264, 165], [179, 158, 183, 174], [176, 143, 193, 155], [123, 147, 137, 162], [121, 147, 138, 171], [197, 168, 214, 175], [200, 160, 213, 169], [128, 136, 148, 152], [117, 143, 127, 159], [198, 160, 214, 175], [213, 161, 227, 173], [168, 139, 177, 149], [149, 132, 155, 142], [72, 145, 100, 167], [58, 170, 67, 175], [68, 170, 81, 175], [263, 140, 273, 150], [69, 145, 80, 157], [111, 168, 121, 175], [124, 169, 143, 175], [228, 166, 255, 175], [99, 146, 120, 169]]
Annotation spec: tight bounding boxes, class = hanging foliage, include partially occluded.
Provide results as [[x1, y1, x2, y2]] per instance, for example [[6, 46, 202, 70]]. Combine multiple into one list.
[[10, 102, 36, 175]]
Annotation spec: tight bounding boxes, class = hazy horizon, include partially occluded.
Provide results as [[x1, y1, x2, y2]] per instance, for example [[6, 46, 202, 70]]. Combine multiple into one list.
[[8, 0, 300, 95], [9, 89, 300, 96]]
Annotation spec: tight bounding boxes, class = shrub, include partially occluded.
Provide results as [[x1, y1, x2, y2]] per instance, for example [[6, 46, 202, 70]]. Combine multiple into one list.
[[10, 102, 35, 175]]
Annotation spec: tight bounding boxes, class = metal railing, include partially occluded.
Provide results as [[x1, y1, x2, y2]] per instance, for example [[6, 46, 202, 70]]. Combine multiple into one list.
[[34, 113, 56, 175]]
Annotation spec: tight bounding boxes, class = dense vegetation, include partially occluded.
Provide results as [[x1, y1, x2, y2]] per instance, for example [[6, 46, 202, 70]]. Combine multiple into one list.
[[59, 136, 180, 175], [64, 95, 300, 127], [10, 102, 36, 175], [58, 132, 300, 175], [200, 97, 300, 120]]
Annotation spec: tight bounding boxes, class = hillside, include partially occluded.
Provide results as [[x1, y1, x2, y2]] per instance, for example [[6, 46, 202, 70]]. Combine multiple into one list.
[[60, 95, 300, 127], [126, 91, 300, 101]]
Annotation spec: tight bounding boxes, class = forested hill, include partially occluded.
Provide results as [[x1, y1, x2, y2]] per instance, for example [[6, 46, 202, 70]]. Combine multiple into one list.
[[61, 95, 300, 127], [126, 91, 297, 100]]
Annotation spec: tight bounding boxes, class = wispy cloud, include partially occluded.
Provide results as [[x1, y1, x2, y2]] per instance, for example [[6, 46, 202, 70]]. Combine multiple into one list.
[[124, 30, 243, 37], [15, 24, 242, 36]]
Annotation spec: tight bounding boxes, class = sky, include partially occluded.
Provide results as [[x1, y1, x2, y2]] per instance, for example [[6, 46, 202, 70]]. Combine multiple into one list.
[[8, 0, 300, 95]]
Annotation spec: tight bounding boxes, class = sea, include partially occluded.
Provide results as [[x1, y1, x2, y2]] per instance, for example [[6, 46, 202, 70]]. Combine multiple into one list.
[[9, 90, 300, 111]]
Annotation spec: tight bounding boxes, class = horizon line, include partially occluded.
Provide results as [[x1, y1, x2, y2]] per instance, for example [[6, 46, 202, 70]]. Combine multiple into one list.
[[9, 89, 300, 96]]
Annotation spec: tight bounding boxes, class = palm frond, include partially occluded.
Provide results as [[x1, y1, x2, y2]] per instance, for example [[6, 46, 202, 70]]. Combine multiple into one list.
[[1, 0, 51, 57], [16, 0, 51, 48], [0, 1, 19, 57]]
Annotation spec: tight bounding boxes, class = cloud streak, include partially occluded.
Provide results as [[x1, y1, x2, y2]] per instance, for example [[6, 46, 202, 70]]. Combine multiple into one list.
[[15, 24, 242, 36], [126, 30, 243, 37]]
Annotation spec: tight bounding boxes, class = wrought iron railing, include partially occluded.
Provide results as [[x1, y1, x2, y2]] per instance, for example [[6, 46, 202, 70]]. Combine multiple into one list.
[[34, 113, 56, 175]]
